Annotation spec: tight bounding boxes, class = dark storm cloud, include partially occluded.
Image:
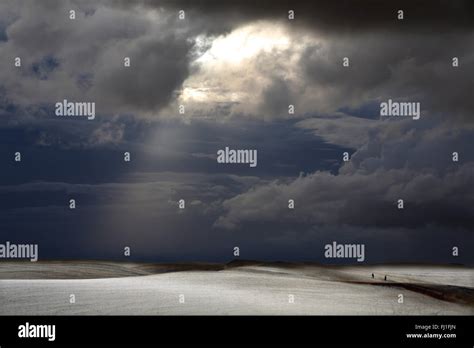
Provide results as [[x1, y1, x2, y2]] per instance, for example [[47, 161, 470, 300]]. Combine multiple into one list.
[[228, 26, 473, 124], [0, 0, 201, 116], [93, 37, 194, 112], [1, 0, 473, 122], [136, 0, 474, 33], [216, 119, 474, 232], [299, 33, 474, 122], [113, 1, 474, 123]]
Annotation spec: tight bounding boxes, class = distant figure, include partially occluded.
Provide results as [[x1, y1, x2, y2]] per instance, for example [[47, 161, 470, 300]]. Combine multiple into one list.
[[384, 275, 387, 281], [371, 273, 374, 279]]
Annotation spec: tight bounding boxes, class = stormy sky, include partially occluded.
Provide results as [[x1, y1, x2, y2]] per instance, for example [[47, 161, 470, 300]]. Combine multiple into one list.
[[0, 0, 473, 264]]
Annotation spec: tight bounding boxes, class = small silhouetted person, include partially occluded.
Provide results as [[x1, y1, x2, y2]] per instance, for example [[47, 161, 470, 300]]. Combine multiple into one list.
[[371, 273, 374, 279], [384, 275, 387, 281]]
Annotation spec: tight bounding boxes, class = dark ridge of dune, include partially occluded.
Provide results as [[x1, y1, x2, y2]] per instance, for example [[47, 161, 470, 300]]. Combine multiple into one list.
[[347, 280, 474, 306], [0, 261, 225, 279], [226, 259, 319, 269], [225, 259, 264, 268], [0, 259, 294, 279], [0, 259, 265, 279], [226, 260, 474, 269]]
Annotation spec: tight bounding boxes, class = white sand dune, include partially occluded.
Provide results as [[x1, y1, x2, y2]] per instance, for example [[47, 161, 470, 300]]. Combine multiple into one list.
[[0, 262, 472, 315]]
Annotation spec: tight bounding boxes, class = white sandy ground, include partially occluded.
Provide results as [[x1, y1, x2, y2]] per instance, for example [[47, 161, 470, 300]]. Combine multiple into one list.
[[0, 263, 472, 315]]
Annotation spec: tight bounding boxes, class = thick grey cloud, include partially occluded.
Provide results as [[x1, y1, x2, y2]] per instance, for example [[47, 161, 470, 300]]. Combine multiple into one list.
[[215, 120, 474, 232], [1, 0, 473, 124], [300, 32, 474, 122], [0, 0, 202, 117]]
